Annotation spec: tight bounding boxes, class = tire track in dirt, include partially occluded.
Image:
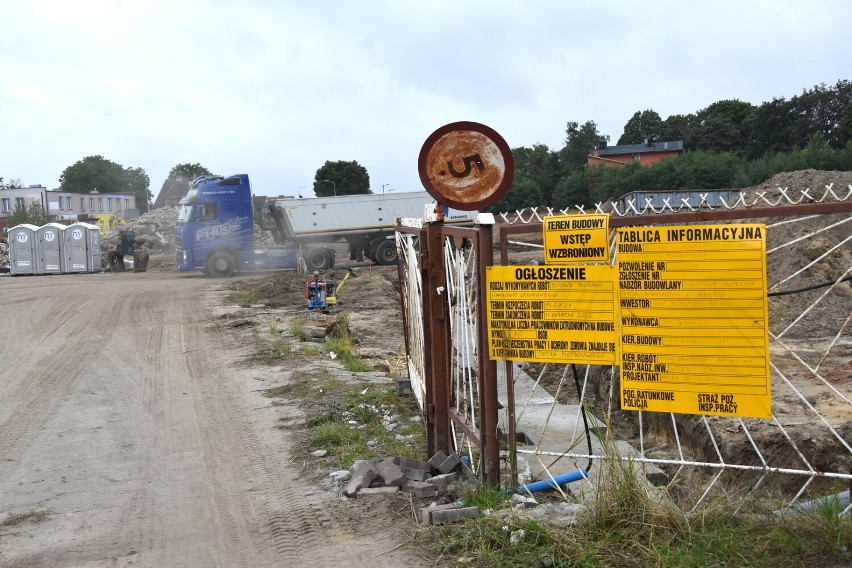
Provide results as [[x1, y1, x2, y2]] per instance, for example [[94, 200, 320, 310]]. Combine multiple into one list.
[[0, 290, 104, 484]]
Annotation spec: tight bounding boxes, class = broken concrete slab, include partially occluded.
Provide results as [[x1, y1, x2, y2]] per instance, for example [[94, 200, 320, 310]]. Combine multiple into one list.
[[430, 507, 480, 525], [435, 453, 461, 474], [328, 470, 350, 483], [403, 480, 438, 499], [510, 494, 538, 508], [393, 456, 432, 481], [426, 473, 456, 490], [357, 486, 400, 497], [342, 457, 382, 497], [428, 451, 449, 470], [376, 459, 406, 487]]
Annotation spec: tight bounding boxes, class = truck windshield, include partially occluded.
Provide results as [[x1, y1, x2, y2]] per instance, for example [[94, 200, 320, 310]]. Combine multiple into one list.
[[177, 205, 194, 223]]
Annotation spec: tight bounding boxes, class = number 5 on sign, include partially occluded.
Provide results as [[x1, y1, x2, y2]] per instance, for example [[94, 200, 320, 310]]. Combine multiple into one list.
[[418, 121, 514, 211]]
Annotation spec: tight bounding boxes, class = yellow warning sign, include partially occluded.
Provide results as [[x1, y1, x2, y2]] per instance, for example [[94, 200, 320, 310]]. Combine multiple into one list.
[[486, 265, 617, 364], [616, 224, 771, 419], [543, 214, 610, 263]]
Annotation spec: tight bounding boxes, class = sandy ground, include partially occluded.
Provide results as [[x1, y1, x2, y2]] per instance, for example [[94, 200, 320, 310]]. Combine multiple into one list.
[[0, 270, 423, 567]]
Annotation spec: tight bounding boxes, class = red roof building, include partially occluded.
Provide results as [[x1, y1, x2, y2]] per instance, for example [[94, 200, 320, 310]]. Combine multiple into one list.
[[588, 139, 683, 167]]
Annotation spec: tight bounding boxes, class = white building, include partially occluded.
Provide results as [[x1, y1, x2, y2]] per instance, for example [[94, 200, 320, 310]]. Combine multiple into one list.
[[1, 186, 137, 233]]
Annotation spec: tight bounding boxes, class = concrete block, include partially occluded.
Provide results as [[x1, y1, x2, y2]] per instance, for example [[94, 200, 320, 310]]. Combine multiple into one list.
[[426, 472, 456, 490], [430, 507, 480, 525], [395, 377, 413, 396], [510, 493, 538, 508], [376, 459, 406, 487], [303, 326, 328, 338], [393, 456, 432, 481], [401, 468, 430, 482], [404, 480, 438, 499], [343, 458, 380, 498], [436, 453, 461, 474], [357, 486, 400, 497], [418, 502, 461, 524], [428, 451, 449, 470]]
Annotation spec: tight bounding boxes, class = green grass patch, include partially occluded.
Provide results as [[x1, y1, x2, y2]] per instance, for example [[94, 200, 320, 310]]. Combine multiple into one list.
[[290, 319, 308, 341], [324, 336, 372, 372], [430, 455, 852, 567], [323, 312, 372, 372], [265, 371, 425, 469], [232, 287, 259, 306], [255, 340, 292, 363]]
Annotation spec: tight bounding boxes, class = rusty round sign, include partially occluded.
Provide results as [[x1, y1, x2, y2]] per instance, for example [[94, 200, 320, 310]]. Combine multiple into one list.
[[418, 121, 514, 211]]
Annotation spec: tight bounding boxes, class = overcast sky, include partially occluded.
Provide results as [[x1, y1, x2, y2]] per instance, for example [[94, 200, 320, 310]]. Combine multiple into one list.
[[1, 1, 849, 200]]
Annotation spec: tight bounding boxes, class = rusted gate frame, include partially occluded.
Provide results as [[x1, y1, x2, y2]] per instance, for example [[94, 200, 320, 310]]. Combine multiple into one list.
[[396, 219, 500, 486], [497, 199, 852, 489]]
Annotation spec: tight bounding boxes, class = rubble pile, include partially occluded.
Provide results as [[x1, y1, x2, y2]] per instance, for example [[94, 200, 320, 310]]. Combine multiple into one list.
[[101, 206, 180, 254], [329, 452, 590, 527], [0, 237, 8, 271]]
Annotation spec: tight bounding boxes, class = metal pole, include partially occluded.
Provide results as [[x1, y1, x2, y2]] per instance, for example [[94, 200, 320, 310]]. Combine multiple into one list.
[[424, 218, 451, 455], [476, 221, 500, 487], [499, 230, 519, 491]]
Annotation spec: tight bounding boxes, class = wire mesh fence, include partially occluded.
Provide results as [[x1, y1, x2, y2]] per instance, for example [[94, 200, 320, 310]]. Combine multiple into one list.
[[397, 182, 851, 513]]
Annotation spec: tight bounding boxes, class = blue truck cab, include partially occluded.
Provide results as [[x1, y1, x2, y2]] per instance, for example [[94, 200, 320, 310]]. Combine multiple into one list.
[[175, 174, 301, 277]]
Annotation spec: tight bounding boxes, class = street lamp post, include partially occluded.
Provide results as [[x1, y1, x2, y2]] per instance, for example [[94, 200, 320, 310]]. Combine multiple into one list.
[[322, 179, 337, 196]]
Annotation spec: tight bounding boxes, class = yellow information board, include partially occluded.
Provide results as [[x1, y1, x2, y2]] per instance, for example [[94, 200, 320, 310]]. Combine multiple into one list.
[[486, 265, 617, 364], [543, 214, 610, 263], [616, 224, 771, 419]]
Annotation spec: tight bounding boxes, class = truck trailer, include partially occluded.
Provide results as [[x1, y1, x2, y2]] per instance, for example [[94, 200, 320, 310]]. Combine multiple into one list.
[[175, 174, 475, 277]]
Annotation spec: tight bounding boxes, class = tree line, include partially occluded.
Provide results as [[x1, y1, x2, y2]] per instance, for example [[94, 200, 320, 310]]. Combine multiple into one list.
[[3, 80, 849, 218], [488, 79, 852, 212]]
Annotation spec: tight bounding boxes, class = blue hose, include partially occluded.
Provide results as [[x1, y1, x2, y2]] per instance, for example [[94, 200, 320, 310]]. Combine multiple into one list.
[[519, 468, 589, 494]]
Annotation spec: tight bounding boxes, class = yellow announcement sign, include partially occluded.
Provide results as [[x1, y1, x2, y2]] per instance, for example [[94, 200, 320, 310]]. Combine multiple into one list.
[[543, 214, 610, 263], [486, 265, 617, 364], [616, 224, 771, 419]]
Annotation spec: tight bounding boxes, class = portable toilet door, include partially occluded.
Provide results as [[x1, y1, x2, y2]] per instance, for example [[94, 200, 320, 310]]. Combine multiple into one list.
[[64, 222, 90, 273], [78, 222, 102, 272], [8, 224, 39, 275], [37, 223, 66, 274]]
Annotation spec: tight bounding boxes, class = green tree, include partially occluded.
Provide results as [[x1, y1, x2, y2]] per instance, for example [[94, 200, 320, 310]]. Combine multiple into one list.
[[59, 155, 150, 212], [659, 113, 694, 143], [8, 200, 48, 226], [125, 167, 151, 212], [511, 144, 562, 203], [745, 97, 803, 158], [60, 155, 126, 193], [689, 100, 755, 156], [559, 120, 609, 172], [168, 163, 212, 180], [838, 103, 852, 146], [313, 160, 370, 197], [618, 110, 664, 144], [487, 178, 543, 213]]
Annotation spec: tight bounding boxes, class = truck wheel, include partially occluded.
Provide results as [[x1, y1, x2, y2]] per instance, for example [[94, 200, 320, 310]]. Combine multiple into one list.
[[374, 240, 397, 265], [304, 248, 332, 271], [206, 252, 236, 278]]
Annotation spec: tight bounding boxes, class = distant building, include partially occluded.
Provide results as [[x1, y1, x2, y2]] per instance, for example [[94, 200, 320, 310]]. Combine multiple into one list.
[[0, 185, 136, 233], [588, 139, 684, 168], [153, 177, 192, 209]]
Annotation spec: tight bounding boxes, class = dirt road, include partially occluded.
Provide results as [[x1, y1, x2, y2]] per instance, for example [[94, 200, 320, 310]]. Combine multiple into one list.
[[0, 271, 420, 567]]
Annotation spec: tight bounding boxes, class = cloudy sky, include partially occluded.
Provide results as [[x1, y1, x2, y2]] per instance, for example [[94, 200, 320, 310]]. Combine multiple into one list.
[[1, 0, 849, 200]]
